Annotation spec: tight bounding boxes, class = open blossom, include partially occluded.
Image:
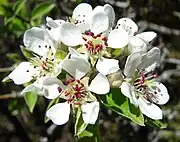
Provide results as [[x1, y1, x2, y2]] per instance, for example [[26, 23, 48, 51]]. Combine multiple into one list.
[[120, 47, 169, 120], [8, 27, 67, 98], [46, 56, 110, 125], [115, 18, 157, 54], [58, 6, 129, 49]]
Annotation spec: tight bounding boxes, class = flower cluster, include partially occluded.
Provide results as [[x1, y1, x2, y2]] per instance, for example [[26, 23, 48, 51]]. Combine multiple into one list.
[[8, 3, 169, 126]]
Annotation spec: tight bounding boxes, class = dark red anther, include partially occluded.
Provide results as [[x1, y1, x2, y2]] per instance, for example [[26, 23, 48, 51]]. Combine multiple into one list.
[[104, 42, 108, 46], [75, 93, 81, 98], [57, 87, 62, 93], [90, 32, 94, 37], [77, 80, 80, 83], [67, 98, 73, 102], [85, 31, 89, 35], [96, 34, 101, 37], [134, 32, 138, 36], [102, 37, 107, 41]]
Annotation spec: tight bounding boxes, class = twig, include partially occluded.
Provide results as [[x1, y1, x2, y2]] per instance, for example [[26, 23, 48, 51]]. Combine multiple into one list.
[[0, 67, 14, 72], [0, 92, 22, 100]]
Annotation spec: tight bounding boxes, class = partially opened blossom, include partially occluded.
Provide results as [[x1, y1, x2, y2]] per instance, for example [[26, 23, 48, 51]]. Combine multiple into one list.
[[46, 56, 110, 125], [120, 47, 169, 120], [115, 18, 157, 54]]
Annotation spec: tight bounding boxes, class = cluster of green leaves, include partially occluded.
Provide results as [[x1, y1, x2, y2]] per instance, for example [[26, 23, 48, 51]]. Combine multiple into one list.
[[0, 0, 55, 37]]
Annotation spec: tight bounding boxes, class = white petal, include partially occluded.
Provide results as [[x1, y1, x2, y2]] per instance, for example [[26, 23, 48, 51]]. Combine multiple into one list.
[[135, 32, 157, 43], [41, 77, 66, 99], [23, 27, 54, 56], [46, 17, 65, 28], [72, 3, 92, 20], [104, 4, 115, 27], [61, 58, 90, 79], [21, 82, 43, 95], [72, 3, 92, 33], [96, 57, 119, 75], [93, 6, 103, 13], [116, 18, 138, 36], [120, 82, 139, 106], [68, 47, 88, 60], [138, 98, 163, 120], [90, 12, 109, 35], [124, 52, 141, 78], [138, 47, 160, 69], [128, 36, 147, 53], [107, 29, 129, 48], [46, 17, 59, 28], [148, 82, 169, 105], [44, 84, 61, 99], [46, 102, 70, 125], [81, 102, 99, 124], [9, 62, 37, 85], [120, 82, 132, 98], [59, 23, 84, 46], [88, 73, 110, 94]]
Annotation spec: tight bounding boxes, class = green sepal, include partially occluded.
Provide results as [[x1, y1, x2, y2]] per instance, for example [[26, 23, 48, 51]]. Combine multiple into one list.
[[24, 91, 38, 113]]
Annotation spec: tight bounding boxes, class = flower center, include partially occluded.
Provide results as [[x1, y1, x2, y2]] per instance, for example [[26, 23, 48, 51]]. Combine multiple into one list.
[[64, 78, 86, 105], [82, 30, 108, 55], [133, 70, 160, 103], [30, 55, 56, 78]]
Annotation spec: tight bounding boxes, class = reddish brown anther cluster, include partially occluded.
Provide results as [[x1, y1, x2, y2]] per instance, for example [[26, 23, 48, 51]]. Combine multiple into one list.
[[83, 30, 108, 55], [64, 78, 86, 105]]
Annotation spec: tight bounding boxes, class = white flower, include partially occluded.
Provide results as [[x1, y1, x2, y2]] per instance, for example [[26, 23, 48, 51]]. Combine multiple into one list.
[[115, 18, 157, 53], [59, 9, 128, 49], [120, 47, 169, 120], [23, 27, 56, 57], [9, 52, 65, 99], [46, 56, 110, 125]]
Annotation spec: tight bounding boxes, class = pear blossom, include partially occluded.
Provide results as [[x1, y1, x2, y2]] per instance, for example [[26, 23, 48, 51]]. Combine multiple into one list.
[[8, 49, 65, 99], [46, 55, 110, 125], [120, 47, 169, 120], [115, 18, 157, 53]]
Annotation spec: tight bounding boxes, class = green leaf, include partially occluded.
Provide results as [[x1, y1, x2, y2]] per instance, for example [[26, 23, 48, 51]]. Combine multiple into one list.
[[20, 46, 33, 59], [76, 0, 84, 4], [145, 117, 167, 129], [75, 107, 88, 136], [0, 0, 8, 5], [24, 91, 38, 113], [100, 88, 145, 126], [31, 2, 55, 20], [78, 124, 100, 142], [13, 0, 27, 15]]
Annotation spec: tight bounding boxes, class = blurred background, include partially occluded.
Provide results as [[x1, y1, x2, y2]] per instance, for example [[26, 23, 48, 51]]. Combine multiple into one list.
[[0, 0, 180, 141]]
